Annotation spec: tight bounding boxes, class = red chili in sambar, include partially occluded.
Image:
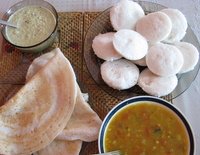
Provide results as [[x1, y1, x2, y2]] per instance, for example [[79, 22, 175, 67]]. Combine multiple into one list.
[[104, 102, 190, 155]]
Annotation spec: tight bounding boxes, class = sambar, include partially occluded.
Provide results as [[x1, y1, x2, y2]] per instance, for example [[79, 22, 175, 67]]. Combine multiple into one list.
[[99, 96, 194, 155]]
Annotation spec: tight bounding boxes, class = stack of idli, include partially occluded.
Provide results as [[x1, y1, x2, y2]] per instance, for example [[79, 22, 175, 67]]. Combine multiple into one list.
[[92, 0, 199, 97]]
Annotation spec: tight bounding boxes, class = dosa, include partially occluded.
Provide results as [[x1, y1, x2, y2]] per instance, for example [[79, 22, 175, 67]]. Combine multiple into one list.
[[34, 140, 82, 155], [0, 49, 77, 155], [26, 48, 102, 155], [26, 48, 102, 142]]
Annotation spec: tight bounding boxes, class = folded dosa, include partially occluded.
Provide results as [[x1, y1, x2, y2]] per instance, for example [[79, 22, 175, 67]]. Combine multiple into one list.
[[56, 86, 102, 142], [0, 49, 77, 155], [26, 48, 102, 143], [34, 85, 101, 155], [34, 140, 82, 155]]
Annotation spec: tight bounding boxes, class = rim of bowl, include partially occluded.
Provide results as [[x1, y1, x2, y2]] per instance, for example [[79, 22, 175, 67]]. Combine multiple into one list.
[[98, 96, 195, 155], [1, 0, 58, 49]]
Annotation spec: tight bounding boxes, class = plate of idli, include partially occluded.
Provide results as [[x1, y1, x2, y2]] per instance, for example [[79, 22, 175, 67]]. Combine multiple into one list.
[[84, 0, 200, 100]]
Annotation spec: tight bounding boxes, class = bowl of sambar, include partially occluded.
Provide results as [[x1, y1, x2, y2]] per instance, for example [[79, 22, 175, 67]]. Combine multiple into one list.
[[98, 96, 194, 155]]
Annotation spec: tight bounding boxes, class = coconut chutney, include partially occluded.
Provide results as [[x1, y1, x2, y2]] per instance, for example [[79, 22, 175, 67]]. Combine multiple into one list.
[[6, 6, 56, 47]]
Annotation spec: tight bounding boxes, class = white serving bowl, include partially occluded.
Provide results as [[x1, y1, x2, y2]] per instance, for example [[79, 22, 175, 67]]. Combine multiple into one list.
[[98, 96, 195, 155], [1, 0, 58, 52]]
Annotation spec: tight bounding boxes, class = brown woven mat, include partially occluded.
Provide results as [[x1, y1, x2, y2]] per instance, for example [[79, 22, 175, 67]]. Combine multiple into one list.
[[0, 12, 172, 155]]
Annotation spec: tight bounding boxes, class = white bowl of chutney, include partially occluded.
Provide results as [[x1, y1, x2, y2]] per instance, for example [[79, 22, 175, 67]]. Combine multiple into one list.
[[1, 0, 58, 52], [98, 96, 194, 155]]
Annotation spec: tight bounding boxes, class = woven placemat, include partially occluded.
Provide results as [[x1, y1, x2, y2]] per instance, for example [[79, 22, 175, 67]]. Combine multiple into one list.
[[0, 12, 172, 155], [58, 12, 119, 154]]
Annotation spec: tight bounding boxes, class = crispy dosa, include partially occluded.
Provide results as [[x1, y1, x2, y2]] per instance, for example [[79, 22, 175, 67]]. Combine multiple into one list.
[[26, 48, 102, 143], [34, 85, 101, 155], [0, 48, 77, 155], [56, 85, 102, 142], [34, 140, 82, 155]]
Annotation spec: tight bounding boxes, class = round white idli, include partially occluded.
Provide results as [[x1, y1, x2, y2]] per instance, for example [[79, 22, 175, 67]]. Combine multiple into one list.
[[136, 12, 172, 42], [113, 29, 148, 60], [138, 68, 178, 97], [146, 43, 184, 76], [132, 42, 156, 66], [110, 0, 144, 31], [92, 32, 122, 61], [160, 8, 188, 43], [175, 42, 199, 73], [100, 59, 139, 90]]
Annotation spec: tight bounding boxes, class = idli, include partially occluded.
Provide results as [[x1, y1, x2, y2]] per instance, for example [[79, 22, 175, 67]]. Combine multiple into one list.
[[138, 68, 178, 97], [113, 29, 148, 60], [146, 43, 184, 76], [132, 42, 156, 66], [161, 8, 187, 43], [110, 0, 144, 30], [92, 32, 122, 61], [100, 59, 139, 90], [175, 42, 199, 73], [136, 12, 172, 42]]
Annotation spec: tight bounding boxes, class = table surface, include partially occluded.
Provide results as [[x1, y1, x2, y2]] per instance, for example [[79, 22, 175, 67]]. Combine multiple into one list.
[[0, 0, 200, 154]]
